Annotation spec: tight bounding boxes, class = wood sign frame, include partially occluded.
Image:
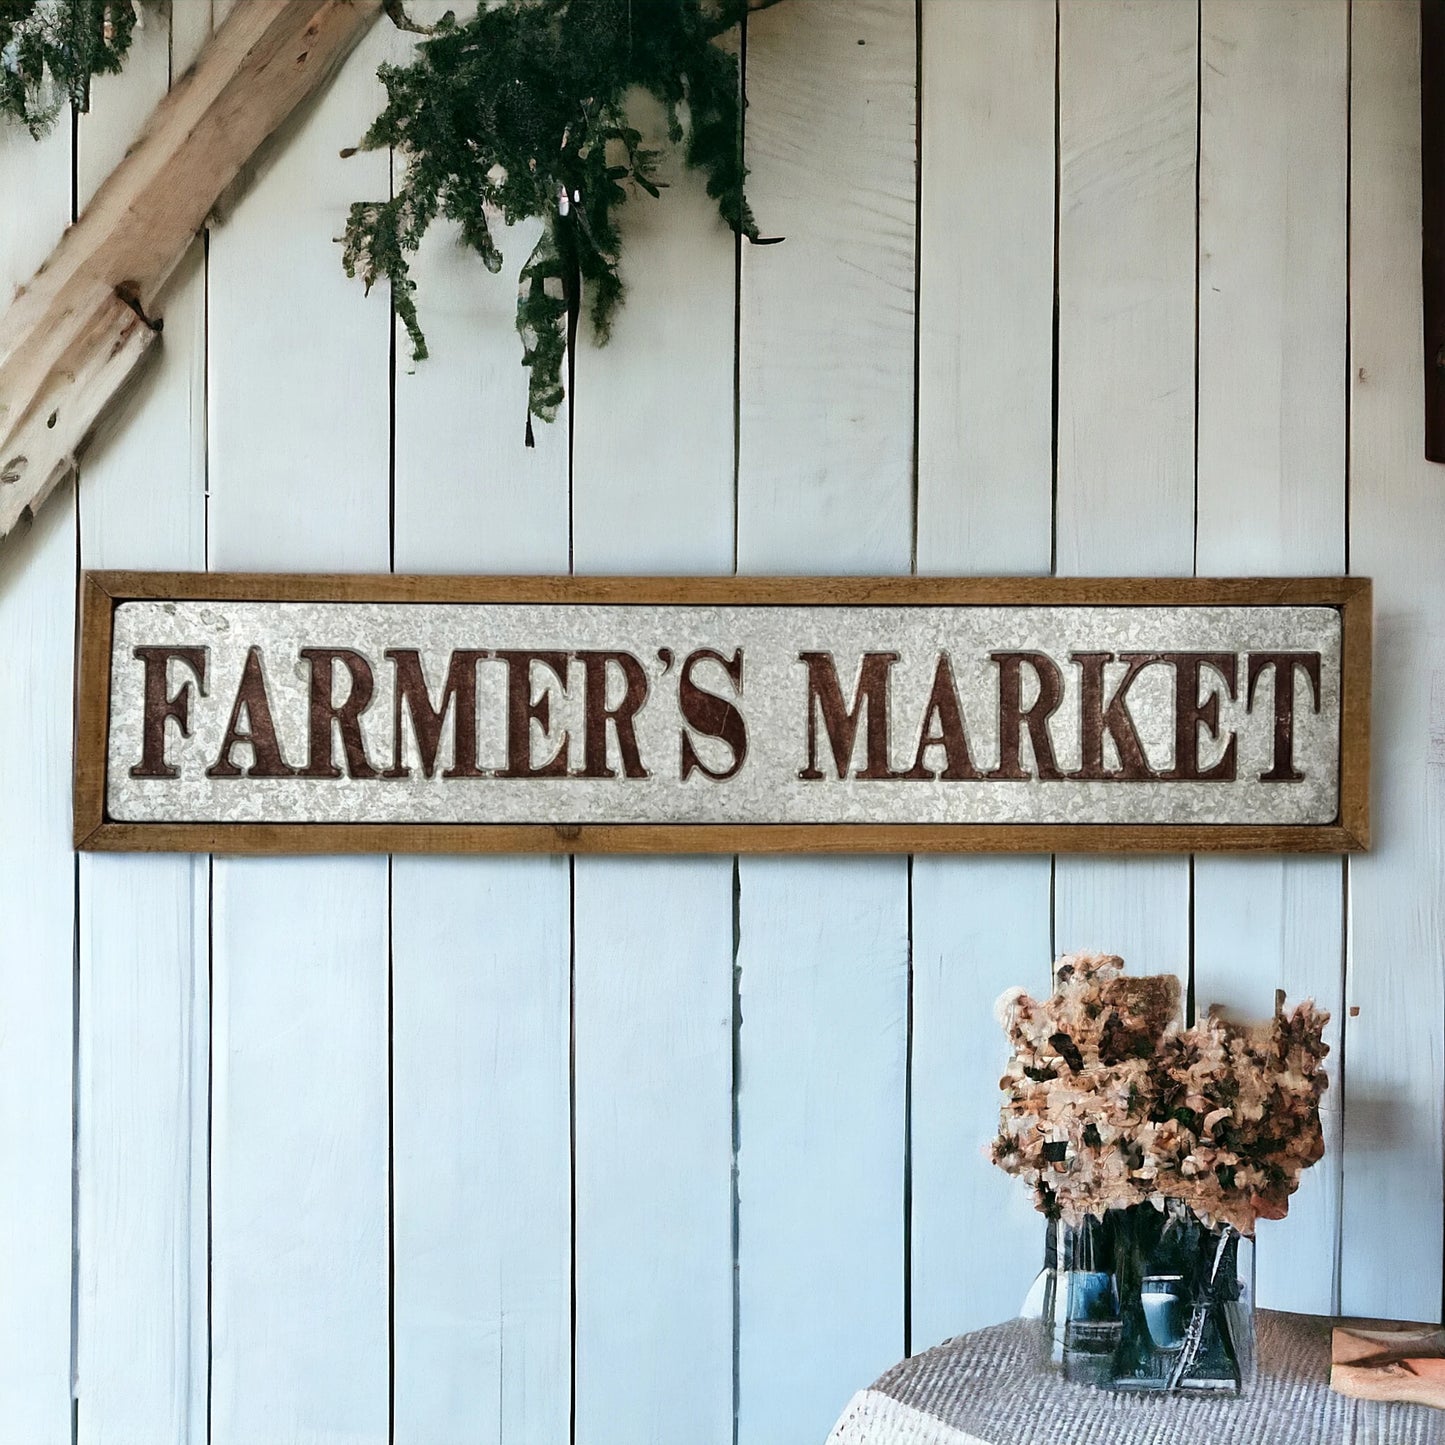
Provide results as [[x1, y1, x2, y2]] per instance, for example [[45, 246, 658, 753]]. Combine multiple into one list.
[[74, 571, 1371, 856]]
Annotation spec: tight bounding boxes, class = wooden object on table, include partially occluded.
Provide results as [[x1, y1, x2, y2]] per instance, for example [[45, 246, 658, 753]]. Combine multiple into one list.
[[1331, 1321, 1445, 1407], [0, 0, 382, 548]]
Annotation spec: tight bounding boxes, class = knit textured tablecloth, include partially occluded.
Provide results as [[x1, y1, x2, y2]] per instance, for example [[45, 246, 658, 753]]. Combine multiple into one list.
[[827, 1310, 1445, 1445]]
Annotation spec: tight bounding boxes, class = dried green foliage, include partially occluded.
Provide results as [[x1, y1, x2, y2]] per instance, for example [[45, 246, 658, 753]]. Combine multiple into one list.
[[343, 0, 778, 437], [0, 0, 138, 137]]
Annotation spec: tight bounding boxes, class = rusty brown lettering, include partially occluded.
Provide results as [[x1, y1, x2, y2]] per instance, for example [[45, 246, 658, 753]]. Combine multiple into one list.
[[205, 646, 297, 779], [679, 648, 747, 782], [383, 648, 489, 780], [130, 645, 207, 780]]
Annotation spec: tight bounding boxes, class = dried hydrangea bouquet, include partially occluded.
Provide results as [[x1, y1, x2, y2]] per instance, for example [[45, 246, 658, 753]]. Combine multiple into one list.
[[991, 952, 1330, 1395]]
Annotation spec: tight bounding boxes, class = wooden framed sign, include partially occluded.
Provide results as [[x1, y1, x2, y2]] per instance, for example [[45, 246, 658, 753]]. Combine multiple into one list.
[[74, 572, 1371, 855]]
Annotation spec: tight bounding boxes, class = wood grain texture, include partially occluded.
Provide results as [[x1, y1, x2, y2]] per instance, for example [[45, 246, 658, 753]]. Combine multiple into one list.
[[736, 5, 914, 1439], [736, 858, 910, 1445], [910, 857, 1053, 1346], [1195, 0, 1348, 576], [573, 861, 734, 1445], [1054, 0, 1198, 983], [572, 86, 738, 574], [917, 0, 1054, 576], [1191, 0, 1349, 1316], [209, 862, 389, 1439], [1342, 0, 1445, 1322], [75, 6, 212, 1439], [82, 818, 1370, 858], [205, 19, 394, 1440], [81, 569, 1375, 606], [390, 213, 568, 569], [0, 0, 383, 544], [389, 2, 572, 1429], [0, 490, 76, 1445], [737, 0, 915, 575], [0, 101, 76, 1445], [1056, 0, 1198, 577], [390, 857, 571, 1444], [570, 76, 737, 1439], [910, 0, 1057, 1350]]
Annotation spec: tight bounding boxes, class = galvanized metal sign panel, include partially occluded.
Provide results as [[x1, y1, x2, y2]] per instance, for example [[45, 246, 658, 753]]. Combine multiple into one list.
[[75, 573, 1371, 854]]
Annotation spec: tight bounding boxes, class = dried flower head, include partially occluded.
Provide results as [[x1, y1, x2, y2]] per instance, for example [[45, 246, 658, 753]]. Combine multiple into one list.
[[991, 953, 1329, 1236]]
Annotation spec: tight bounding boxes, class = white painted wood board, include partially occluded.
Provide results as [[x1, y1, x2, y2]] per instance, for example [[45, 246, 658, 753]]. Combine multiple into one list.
[[4, 4, 1445, 1437], [917, 0, 1055, 578], [1341, 0, 1445, 1323], [0, 490, 77, 1445], [736, 857, 910, 1445], [0, 105, 78, 1445], [572, 860, 735, 1445], [737, 4, 914, 1439], [389, 857, 571, 1444], [390, 212, 568, 567], [572, 86, 738, 575], [910, 856, 1053, 1347], [737, 0, 916, 576], [205, 20, 395, 1441], [389, 3, 573, 1427], [75, 6, 212, 1439], [1053, 0, 1197, 982], [910, 0, 1057, 1349], [1192, 0, 1348, 1317], [570, 79, 737, 1442]]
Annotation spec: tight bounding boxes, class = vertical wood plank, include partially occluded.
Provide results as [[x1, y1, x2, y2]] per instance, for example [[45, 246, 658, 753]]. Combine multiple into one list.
[[0, 108, 76, 1445], [1195, 0, 1348, 579], [1343, 0, 1445, 1322], [736, 859, 910, 1443], [1192, 0, 1348, 1317], [737, 4, 913, 1438], [571, 88, 738, 572], [389, 1, 572, 1426], [75, 5, 213, 1439], [911, 860, 1052, 1345], [910, 0, 1057, 1348], [572, 861, 735, 1445], [1053, 0, 1196, 979], [1193, 858, 1344, 1303], [390, 224, 569, 567], [916, 0, 1055, 576], [390, 859, 571, 1444], [737, 0, 916, 577], [205, 23, 394, 1440], [569, 85, 737, 1445]]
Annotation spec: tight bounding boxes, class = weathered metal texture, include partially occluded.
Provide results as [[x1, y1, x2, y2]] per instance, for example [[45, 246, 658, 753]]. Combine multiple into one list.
[[89, 583, 1358, 841]]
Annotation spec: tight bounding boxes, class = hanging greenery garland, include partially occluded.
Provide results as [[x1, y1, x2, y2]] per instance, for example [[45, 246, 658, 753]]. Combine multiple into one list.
[[0, 0, 138, 137], [342, 0, 782, 439], [0, 0, 780, 440]]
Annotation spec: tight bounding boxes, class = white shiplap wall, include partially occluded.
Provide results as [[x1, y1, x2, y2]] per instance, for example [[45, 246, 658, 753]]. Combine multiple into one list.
[[0, 1, 1437, 1441]]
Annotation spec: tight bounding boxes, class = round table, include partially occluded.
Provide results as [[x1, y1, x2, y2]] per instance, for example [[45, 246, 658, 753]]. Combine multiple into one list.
[[826, 1311, 1445, 1444]]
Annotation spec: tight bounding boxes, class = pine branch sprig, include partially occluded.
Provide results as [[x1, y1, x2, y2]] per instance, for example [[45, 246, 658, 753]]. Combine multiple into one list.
[[342, 0, 781, 438], [0, 0, 139, 138]]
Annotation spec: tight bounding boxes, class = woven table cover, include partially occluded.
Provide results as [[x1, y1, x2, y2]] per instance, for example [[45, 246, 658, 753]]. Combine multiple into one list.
[[826, 1311, 1445, 1445]]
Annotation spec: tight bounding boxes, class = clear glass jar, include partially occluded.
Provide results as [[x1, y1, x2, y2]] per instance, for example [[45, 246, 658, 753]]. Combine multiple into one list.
[[1041, 1202, 1255, 1395]]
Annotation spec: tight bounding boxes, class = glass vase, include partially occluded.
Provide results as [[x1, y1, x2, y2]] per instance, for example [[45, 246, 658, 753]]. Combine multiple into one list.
[[1041, 1202, 1255, 1395]]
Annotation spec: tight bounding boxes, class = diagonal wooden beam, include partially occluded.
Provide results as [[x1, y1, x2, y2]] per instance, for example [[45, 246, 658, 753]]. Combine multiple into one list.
[[0, 0, 384, 545]]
